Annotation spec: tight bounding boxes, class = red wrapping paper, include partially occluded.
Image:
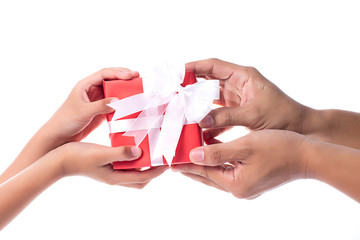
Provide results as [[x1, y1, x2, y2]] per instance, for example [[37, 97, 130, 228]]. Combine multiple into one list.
[[103, 71, 203, 169]]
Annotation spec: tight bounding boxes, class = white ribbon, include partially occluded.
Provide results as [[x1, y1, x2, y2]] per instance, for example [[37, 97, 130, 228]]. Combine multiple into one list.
[[107, 62, 219, 166]]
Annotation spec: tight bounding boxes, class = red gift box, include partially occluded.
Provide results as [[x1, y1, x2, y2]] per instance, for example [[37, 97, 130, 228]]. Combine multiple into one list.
[[103, 71, 203, 169]]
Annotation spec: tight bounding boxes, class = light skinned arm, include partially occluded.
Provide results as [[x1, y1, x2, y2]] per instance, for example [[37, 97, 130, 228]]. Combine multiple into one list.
[[186, 58, 360, 150], [172, 130, 360, 202], [0, 142, 167, 230], [0, 68, 140, 184]]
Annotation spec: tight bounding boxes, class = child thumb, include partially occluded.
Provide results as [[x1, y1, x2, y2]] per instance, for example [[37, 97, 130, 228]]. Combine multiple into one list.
[[87, 97, 118, 117]]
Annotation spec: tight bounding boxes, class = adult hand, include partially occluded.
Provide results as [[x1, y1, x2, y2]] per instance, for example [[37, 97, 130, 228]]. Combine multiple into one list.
[[186, 58, 314, 142], [172, 130, 311, 199]]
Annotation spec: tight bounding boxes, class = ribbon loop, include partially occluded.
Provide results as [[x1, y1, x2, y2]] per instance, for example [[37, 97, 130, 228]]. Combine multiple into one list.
[[107, 62, 219, 166]]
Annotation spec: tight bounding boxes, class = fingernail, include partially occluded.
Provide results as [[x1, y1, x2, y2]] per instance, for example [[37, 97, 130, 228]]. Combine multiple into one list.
[[189, 148, 204, 162], [110, 97, 119, 103], [131, 147, 142, 157], [200, 115, 214, 128]]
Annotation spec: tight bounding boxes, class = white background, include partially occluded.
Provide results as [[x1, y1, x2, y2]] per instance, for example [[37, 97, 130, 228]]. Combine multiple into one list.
[[1, 0, 360, 239]]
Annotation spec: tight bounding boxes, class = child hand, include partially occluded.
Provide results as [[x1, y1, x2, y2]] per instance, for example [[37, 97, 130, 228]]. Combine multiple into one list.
[[0, 68, 140, 184], [59, 142, 168, 188], [0, 142, 167, 229], [46, 68, 139, 144]]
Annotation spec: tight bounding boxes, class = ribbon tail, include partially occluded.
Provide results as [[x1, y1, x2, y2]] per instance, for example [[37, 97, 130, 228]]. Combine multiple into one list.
[[153, 94, 185, 166], [148, 128, 163, 166], [107, 93, 150, 121]]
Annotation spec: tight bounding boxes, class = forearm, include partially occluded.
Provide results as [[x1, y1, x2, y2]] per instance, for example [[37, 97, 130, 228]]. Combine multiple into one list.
[[307, 139, 360, 202], [0, 122, 65, 184], [0, 148, 64, 230], [304, 109, 360, 150]]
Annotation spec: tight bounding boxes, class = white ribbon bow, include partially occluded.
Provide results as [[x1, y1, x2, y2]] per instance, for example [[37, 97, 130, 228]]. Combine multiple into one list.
[[107, 62, 219, 166]]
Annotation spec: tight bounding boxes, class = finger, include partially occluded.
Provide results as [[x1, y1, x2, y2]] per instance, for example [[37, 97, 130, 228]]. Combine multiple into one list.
[[189, 137, 249, 166], [117, 182, 150, 189], [108, 67, 135, 72], [205, 138, 223, 145], [84, 68, 139, 86], [199, 107, 250, 129], [108, 67, 140, 79], [108, 166, 168, 184], [96, 145, 143, 166], [203, 127, 232, 145], [180, 172, 228, 192], [185, 58, 240, 80], [203, 128, 230, 140], [171, 164, 233, 191]]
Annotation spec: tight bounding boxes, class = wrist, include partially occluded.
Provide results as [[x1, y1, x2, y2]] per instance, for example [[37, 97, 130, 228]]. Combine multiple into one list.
[[55, 143, 72, 178], [300, 107, 326, 136], [298, 136, 318, 179], [40, 119, 70, 146], [57, 143, 84, 177], [44, 144, 68, 180], [299, 136, 339, 181], [51, 149, 68, 182], [281, 101, 315, 135]]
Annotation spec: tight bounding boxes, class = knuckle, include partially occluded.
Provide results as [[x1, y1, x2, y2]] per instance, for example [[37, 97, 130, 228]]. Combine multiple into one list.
[[232, 192, 245, 199], [208, 57, 220, 63], [105, 176, 118, 186], [197, 167, 209, 178], [97, 67, 113, 79], [215, 108, 234, 127], [232, 184, 254, 199], [232, 189, 250, 199], [246, 66, 259, 75], [135, 183, 147, 189], [95, 68, 108, 78], [223, 109, 234, 126]]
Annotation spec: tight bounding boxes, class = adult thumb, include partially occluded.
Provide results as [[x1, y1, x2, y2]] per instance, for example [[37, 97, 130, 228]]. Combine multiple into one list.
[[199, 107, 251, 128]]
